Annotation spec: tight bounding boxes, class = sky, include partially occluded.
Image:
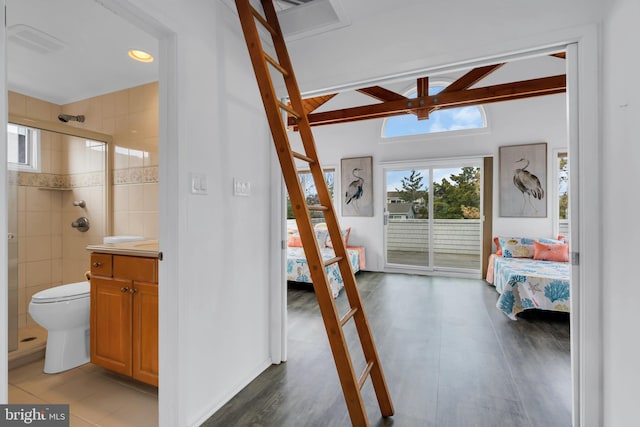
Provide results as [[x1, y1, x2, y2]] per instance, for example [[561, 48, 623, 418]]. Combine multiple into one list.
[[383, 87, 485, 138], [386, 168, 463, 192]]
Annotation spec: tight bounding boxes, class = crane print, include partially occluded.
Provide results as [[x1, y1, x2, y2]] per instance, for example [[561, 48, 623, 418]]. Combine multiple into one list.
[[345, 167, 364, 206], [513, 157, 544, 214], [341, 157, 373, 216]]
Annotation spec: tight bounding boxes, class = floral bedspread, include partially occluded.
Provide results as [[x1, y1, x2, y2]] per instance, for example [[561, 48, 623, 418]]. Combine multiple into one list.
[[287, 246, 362, 298], [487, 255, 570, 320]]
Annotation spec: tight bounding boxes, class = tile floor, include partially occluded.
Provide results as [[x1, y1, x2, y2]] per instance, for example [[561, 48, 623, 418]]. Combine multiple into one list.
[[9, 357, 158, 426]]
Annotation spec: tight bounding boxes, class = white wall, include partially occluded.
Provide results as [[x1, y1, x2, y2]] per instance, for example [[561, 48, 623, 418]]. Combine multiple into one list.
[[602, 0, 640, 425], [293, 64, 567, 272], [5, 0, 634, 426], [113, 1, 275, 425]]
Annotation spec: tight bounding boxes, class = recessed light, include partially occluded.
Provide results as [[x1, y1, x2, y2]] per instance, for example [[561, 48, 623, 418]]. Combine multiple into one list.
[[128, 49, 154, 63]]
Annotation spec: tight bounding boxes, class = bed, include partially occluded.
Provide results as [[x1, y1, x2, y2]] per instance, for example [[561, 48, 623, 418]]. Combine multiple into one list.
[[486, 237, 571, 320], [286, 223, 365, 298]]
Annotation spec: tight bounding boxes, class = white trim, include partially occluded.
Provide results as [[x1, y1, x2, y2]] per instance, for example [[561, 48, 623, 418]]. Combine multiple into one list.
[[96, 1, 181, 426], [270, 142, 287, 364], [0, 0, 9, 404], [567, 33, 602, 427]]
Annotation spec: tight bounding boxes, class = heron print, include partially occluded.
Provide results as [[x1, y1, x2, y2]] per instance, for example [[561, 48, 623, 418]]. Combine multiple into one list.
[[513, 157, 545, 214], [499, 143, 547, 217], [341, 156, 373, 216]]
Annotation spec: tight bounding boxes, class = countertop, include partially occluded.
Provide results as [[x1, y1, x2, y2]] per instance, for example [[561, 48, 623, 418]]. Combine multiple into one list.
[[86, 239, 159, 258]]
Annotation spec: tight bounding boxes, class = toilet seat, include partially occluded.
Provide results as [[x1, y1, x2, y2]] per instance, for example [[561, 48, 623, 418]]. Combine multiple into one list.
[[31, 281, 90, 304]]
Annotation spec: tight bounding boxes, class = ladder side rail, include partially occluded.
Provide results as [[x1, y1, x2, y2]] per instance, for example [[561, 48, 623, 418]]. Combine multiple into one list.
[[257, 4, 372, 423], [236, 1, 370, 425], [235, 0, 330, 291], [260, 1, 394, 415], [259, 0, 348, 279], [261, 0, 395, 418]]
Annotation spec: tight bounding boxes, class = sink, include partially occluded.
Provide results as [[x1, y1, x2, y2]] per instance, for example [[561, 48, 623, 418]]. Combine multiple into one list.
[[103, 235, 145, 244]]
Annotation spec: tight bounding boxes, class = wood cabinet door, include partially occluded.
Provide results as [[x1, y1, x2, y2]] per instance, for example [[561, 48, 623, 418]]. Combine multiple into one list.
[[90, 277, 132, 376], [132, 281, 159, 386]]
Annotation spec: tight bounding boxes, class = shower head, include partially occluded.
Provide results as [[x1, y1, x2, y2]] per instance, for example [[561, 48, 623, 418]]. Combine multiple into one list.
[[58, 114, 85, 123]]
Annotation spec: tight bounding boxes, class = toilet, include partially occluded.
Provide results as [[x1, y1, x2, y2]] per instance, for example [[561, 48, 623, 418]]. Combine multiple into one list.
[[28, 281, 91, 374]]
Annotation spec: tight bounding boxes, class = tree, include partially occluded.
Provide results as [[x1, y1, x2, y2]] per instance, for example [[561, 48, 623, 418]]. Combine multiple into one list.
[[559, 157, 568, 220], [396, 170, 425, 202], [395, 170, 428, 218], [433, 167, 480, 219]]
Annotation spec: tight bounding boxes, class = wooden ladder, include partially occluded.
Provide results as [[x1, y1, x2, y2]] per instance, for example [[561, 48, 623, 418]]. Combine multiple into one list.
[[234, 1, 394, 425]]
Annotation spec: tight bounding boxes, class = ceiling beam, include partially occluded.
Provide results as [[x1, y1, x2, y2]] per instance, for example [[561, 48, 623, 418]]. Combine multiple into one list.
[[440, 63, 505, 93], [415, 77, 430, 119], [289, 75, 566, 127], [300, 94, 337, 115], [356, 86, 407, 102]]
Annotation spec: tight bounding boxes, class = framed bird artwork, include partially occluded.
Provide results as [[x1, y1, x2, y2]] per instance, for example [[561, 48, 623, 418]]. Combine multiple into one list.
[[499, 142, 547, 217], [341, 156, 373, 217]]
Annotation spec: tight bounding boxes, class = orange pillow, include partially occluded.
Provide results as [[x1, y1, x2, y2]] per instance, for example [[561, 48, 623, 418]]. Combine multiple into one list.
[[533, 241, 569, 262], [494, 237, 502, 256], [287, 234, 303, 247]]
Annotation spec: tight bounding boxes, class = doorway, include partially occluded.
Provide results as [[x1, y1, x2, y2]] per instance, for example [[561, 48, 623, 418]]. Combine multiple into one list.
[[3, 0, 165, 423], [384, 159, 483, 275]]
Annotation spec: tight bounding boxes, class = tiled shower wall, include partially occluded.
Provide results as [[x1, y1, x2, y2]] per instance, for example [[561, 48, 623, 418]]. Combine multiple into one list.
[[61, 82, 159, 238], [8, 82, 158, 327]]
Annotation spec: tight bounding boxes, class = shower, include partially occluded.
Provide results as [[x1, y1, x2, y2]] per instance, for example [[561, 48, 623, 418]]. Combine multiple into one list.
[[7, 118, 109, 365], [58, 114, 85, 123]]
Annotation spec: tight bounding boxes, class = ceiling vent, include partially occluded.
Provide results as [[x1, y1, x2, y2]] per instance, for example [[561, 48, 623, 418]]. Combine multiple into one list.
[[279, 0, 350, 41], [8, 24, 67, 54]]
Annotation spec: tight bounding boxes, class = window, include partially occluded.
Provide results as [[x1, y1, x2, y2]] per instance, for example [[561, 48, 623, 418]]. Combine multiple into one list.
[[382, 86, 486, 138], [287, 169, 335, 221], [557, 152, 569, 238], [7, 123, 40, 172], [384, 163, 482, 272]]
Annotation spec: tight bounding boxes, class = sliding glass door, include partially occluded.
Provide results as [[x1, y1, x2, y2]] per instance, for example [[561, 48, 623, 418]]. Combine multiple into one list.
[[384, 160, 482, 274]]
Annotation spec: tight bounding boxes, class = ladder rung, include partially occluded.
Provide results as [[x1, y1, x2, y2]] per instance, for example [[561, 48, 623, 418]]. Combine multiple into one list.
[[278, 101, 301, 119], [340, 307, 357, 327], [292, 151, 314, 164], [308, 205, 329, 212], [250, 6, 277, 36], [358, 361, 375, 390], [324, 256, 342, 267], [264, 52, 289, 77]]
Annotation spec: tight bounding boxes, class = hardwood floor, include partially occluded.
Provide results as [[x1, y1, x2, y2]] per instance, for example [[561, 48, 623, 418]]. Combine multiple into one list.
[[202, 272, 571, 427]]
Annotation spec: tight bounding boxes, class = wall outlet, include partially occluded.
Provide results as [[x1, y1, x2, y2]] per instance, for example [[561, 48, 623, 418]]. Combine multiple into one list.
[[233, 178, 251, 197]]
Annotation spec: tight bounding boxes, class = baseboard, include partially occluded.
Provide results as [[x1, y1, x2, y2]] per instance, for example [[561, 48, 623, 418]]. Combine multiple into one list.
[[8, 347, 45, 370]]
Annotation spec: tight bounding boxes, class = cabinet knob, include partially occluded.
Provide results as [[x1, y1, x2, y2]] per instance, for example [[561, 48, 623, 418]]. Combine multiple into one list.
[[120, 287, 129, 293], [129, 288, 138, 294], [93, 261, 102, 268]]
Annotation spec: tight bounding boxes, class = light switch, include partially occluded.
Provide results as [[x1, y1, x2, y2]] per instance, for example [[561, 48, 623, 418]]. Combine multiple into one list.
[[191, 173, 208, 195], [233, 178, 251, 197]]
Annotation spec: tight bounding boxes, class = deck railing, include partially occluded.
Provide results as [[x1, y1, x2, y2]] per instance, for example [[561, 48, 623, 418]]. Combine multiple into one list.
[[387, 219, 481, 255], [387, 218, 571, 256]]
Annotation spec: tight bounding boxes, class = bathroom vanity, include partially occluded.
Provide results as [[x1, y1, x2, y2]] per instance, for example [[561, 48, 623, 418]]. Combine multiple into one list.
[[87, 240, 159, 386]]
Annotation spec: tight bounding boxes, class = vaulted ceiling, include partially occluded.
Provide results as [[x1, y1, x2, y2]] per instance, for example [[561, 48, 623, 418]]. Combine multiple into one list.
[[288, 54, 566, 128], [6, 0, 566, 112]]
